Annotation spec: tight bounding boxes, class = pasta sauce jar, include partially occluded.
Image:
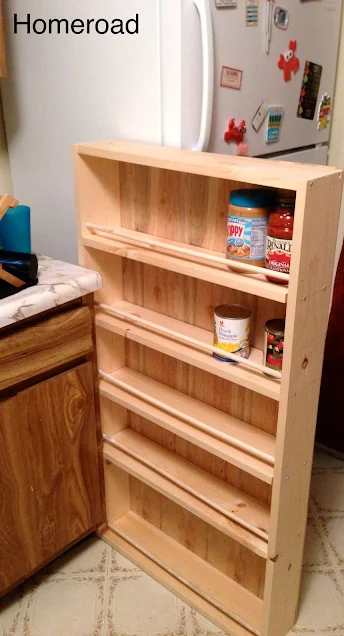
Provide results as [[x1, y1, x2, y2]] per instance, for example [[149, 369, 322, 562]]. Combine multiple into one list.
[[213, 304, 252, 362], [227, 189, 275, 268], [265, 195, 295, 283], [264, 319, 285, 371]]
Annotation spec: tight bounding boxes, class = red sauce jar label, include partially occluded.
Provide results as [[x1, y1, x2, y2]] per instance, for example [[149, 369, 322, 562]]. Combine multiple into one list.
[[265, 235, 292, 274]]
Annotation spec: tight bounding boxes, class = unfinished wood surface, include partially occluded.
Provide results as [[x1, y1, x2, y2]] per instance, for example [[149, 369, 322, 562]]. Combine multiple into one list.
[[99, 302, 281, 377], [103, 441, 268, 558], [76, 140, 342, 189], [99, 367, 275, 483], [0, 193, 19, 220], [100, 524, 258, 636], [109, 511, 263, 634], [126, 342, 279, 437], [0, 307, 93, 391], [96, 306, 280, 400], [123, 262, 286, 351], [0, 0, 6, 78], [83, 233, 288, 303], [73, 140, 344, 636], [130, 478, 266, 598], [87, 223, 289, 284], [73, 150, 123, 306], [262, 179, 344, 636], [0, 363, 101, 596], [103, 461, 130, 523], [104, 430, 270, 551]]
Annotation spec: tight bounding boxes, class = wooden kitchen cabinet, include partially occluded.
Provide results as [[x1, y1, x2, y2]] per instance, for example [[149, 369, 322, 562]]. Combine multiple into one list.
[[0, 361, 102, 595]]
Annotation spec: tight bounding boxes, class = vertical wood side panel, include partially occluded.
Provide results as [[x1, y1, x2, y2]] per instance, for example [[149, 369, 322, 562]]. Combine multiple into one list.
[[73, 149, 123, 306], [262, 176, 343, 636]]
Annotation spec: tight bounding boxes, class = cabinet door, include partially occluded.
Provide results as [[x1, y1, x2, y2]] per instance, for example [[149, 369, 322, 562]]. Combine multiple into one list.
[[0, 362, 102, 594]]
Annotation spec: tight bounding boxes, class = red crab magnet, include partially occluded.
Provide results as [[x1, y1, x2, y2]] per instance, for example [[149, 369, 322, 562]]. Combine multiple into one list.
[[278, 40, 300, 81], [224, 119, 246, 145]]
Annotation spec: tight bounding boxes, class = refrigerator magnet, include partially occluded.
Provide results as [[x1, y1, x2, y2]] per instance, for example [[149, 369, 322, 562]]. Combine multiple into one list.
[[278, 41, 300, 81], [215, 0, 237, 6], [224, 119, 246, 144], [297, 61, 323, 119], [220, 67, 243, 90], [317, 93, 331, 130], [266, 106, 284, 143], [274, 7, 289, 29], [252, 101, 269, 132], [246, 0, 259, 26]]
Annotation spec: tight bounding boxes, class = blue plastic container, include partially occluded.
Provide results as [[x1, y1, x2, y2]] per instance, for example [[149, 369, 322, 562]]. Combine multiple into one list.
[[0, 205, 31, 253]]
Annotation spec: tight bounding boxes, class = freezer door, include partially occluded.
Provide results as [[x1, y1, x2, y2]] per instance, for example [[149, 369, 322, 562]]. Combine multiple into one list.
[[177, 0, 342, 156], [265, 144, 329, 165]]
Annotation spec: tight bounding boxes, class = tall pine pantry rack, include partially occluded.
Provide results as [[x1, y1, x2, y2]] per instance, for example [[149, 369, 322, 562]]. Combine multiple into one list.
[[73, 141, 343, 636]]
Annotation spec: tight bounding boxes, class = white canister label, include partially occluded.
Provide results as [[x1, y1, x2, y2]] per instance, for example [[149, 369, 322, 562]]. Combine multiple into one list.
[[213, 314, 250, 362]]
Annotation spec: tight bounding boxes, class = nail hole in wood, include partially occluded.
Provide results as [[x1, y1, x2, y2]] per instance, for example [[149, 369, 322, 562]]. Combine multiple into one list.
[[288, 564, 292, 571], [302, 358, 309, 369]]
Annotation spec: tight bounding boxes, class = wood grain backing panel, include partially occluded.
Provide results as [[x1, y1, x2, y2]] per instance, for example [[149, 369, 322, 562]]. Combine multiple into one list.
[[0, 307, 93, 391], [0, 363, 102, 595], [119, 164, 246, 252], [130, 478, 266, 599], [129, 415, 271, 505], [100, 525, 257, 636], [123, 262, 286, 350], [126, 341, 278, 436]]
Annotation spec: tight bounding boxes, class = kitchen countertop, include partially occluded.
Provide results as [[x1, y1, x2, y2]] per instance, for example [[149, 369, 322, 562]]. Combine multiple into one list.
[[0, 255, 102, 329]]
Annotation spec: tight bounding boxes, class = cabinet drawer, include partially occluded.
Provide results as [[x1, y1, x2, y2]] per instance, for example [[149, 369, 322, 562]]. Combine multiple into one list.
[[0, 306, 93, 391]]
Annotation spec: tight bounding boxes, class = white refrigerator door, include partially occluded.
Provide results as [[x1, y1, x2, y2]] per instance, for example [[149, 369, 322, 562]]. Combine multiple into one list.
[[2, 0, 161, 263], [169, 0, 342, 156], [265, 144, 328, 165]]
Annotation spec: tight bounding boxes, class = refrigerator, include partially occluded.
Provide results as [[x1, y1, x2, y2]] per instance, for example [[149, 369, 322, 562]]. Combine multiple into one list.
[[1, 0, 342, 262]]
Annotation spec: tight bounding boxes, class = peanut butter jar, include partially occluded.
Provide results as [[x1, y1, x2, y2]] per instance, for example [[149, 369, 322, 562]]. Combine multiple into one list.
[[227, 189, 276, 268]]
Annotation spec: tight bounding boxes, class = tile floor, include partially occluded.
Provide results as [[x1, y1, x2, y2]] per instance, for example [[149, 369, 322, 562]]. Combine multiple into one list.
[[1, 448, 344, 636]]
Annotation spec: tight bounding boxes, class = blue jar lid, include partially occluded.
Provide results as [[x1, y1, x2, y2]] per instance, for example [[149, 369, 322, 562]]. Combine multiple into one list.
[[230, 189, 275, 208]]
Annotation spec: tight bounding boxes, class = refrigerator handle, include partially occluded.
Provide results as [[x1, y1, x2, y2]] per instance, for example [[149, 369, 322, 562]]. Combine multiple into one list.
[[192, 0, 214, 152]]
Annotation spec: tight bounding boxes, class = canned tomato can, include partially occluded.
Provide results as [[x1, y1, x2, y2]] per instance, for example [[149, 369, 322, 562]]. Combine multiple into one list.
[[264, 319, 285, 371], [213, 304, 252, 363]]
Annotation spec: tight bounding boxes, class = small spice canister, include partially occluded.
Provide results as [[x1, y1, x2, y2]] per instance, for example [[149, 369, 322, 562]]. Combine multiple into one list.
[[213, 304, 252, 363], [264, 319, 285, 371], [227, 189, 275, 267]]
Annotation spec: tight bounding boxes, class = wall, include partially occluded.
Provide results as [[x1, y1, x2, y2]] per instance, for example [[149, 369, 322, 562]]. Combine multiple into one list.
[[329, 11, 344, 267], [1, 0, 161, 264], [0, 92, 12, 193]]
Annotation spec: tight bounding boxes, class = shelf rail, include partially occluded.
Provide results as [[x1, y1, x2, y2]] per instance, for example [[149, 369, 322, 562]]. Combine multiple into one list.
[[85, 222, 290, 283], [96, 302, 282, 380], [102, 431, 269, 542], [99, 368, 275, 466]]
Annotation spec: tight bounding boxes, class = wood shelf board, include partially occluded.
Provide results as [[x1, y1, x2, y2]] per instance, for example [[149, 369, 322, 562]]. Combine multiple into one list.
[[100, 367, 275, 484], [100, 525, 256, 636], [105, 512, 263, 634], [82, 233, 288, 303], [96, 302, 280, 401], [103, 430, 269, 558], [75, 140, 342, 190]]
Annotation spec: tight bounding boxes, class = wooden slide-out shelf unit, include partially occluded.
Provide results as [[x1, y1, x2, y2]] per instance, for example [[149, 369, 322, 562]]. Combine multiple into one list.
[[74, 140, 343, 636]]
